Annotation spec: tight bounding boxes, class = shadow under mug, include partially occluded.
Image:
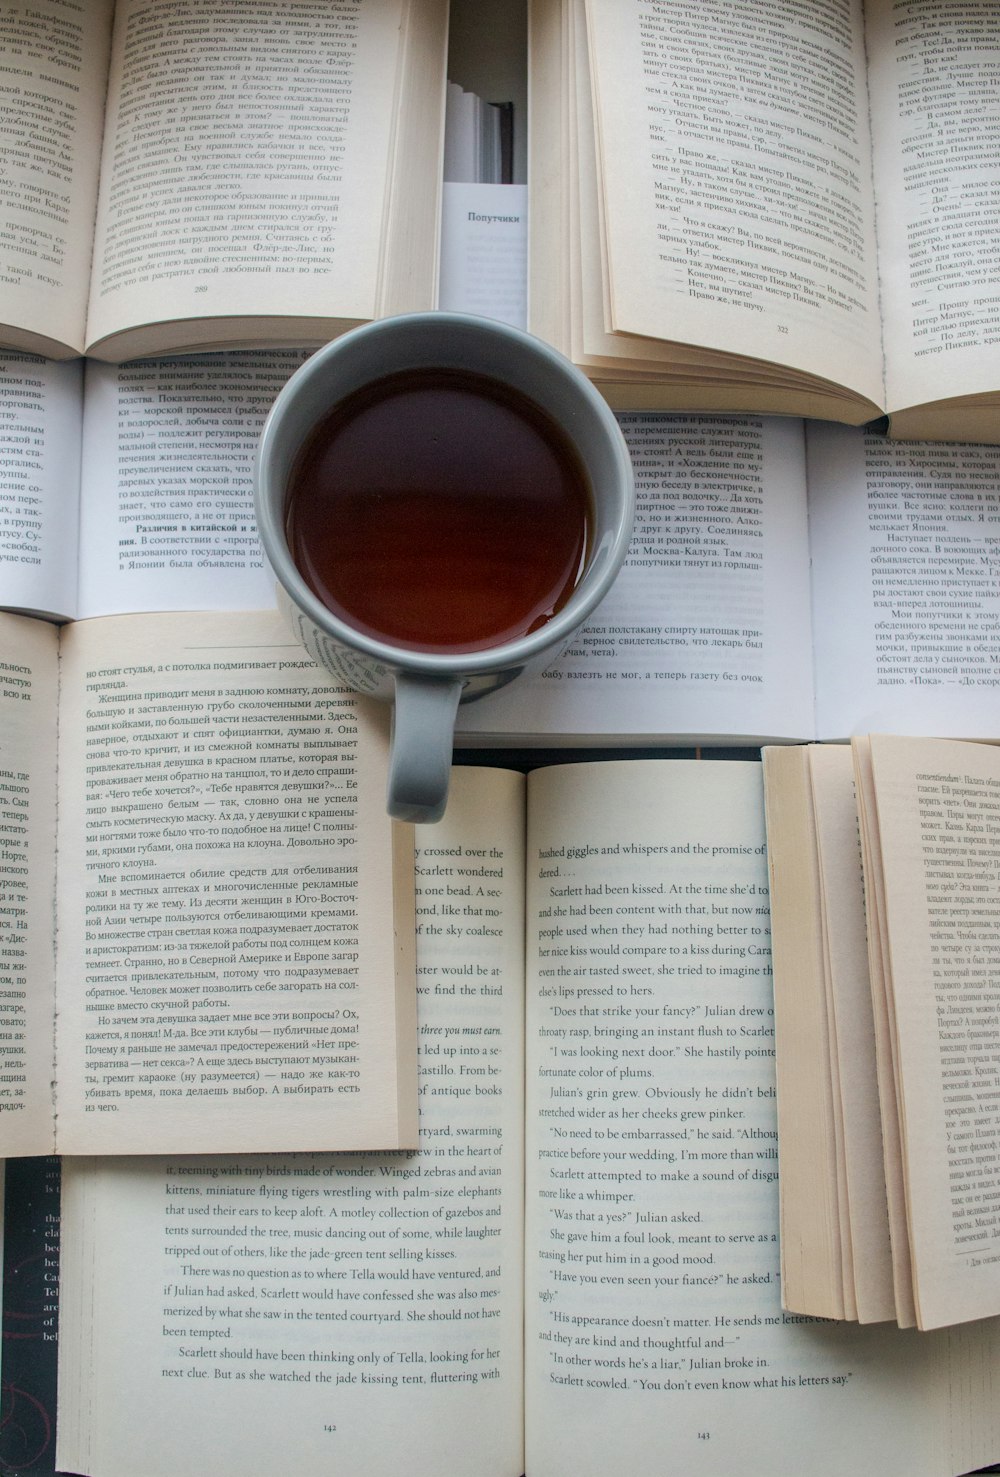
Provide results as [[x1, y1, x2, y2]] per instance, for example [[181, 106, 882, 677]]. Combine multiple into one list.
[[254, 312, 635, 824]]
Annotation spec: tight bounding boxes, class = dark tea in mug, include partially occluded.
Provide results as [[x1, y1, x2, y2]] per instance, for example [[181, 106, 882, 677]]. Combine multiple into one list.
[[283, 368, 592, 655]]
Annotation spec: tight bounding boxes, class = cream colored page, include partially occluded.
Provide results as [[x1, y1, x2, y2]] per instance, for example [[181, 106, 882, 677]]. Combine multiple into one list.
[[54, 609, 414, 1155], [526, 0, 574, 358], [0, 354, 82, 620], [460, 415, 816, 743], [84, 0, 410, 348], [866, 0, 1000, 411], [584, 0, 884, 404], [808, 424, 1000, 739], [375, 0, 448, 318], [867, 735, 1000, 1329], [760, 745, 845, 1322], [522, 759, 971, 1477], [571, 0, 838, 398], [809, 745, 895, 1324], [0, 613, 57, 1155], [57, 766, 525, 1477], [0, 0, 112, 355], [76, 353, 309, 618], [851, 735, 916, 1329]]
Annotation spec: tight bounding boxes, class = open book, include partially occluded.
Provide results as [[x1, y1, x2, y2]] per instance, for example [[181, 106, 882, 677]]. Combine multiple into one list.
[[55, 761, 1000, 1477], [763, 736, 1000, 1333], [0, 607, 417, 1157], [530, 0, 1000, 440], [5, 352, 1000, 746], [0, 0, 447, 361]]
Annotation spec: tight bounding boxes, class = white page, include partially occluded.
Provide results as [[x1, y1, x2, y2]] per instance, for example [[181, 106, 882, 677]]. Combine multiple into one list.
[[438, 183, 528, 329], [0, 354, 82, 620], [808, 424, 1000, 738], [459, 415, 815, 743], [77, 353, 309, 618], [443, 83, 482, 183]]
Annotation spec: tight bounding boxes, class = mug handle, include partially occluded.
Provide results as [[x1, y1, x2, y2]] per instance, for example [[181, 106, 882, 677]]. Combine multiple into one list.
[[387, 672, 464, 824]]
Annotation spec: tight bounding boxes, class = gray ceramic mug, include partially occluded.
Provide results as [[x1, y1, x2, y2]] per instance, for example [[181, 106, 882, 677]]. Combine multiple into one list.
[[254, 312, 634, 824]]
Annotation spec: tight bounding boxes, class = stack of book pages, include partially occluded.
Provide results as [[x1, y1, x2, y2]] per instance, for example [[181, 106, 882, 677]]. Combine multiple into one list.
[[764, 736, 1000, 1332], [529, 0, 1000, 439]]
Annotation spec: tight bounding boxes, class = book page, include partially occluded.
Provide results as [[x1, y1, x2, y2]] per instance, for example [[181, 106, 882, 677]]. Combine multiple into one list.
[[0, 0, 112, 356], [808, 424, 1000, 738], [760, 746, 848, 1322], [0, 353, 83, 621], [53, 609, 416, 1156], [809, 745, 896, 1325], [0, 613, 58, 1156], [530, 1, 837, 420], [56, 767, 526, 1477], [522, 758, 999, 1476], [438, 183, 528, 329], [583, 0, 885, 408], [459, 415, 816, 743], [526, 0, 575, 360], [443, 82, 484, 184], [558, 0, 875, 425], [851, 734, 917, 1328], [764, 743, 897, 1326], [866, 0, 1000, 414], [76, 353, 311, 618], [374, 0, 448, 319], [84, 0, 434, 355], [866, 734, 1000, 1329]]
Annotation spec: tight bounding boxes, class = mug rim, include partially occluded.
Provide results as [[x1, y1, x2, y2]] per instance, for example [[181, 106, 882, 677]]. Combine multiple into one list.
[[254, 311, 635, 678]]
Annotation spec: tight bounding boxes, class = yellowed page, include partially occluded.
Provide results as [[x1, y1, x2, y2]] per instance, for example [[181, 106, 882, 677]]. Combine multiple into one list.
[[84, 0, 443, 357], [377, 0, 449, 317], [809, 744, 896, 1324], [0, 0, 112, 357], [852, 735, 917, 1328], [761, 746, 846, 1321], [0, 613, 58, 1155], [54, 610, 416, 1155], [867, 734, 1000, 1329], [526, 0, 574, 357], [583, 0, 884, 409], [569, 0, 854, 412], [813, 811, 858, 1325], [534, 0, 864, 417], [56, 766, 525, 1477], [866, 0, 1000, 415]]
